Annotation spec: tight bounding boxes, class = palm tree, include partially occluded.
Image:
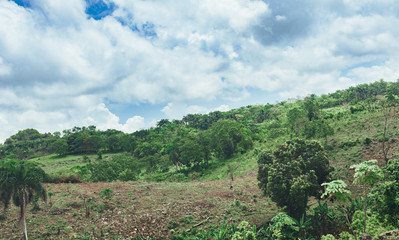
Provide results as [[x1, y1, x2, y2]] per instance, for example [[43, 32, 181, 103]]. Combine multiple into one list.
[[0, 160, 47, 240], [0, 162, 13, 220]]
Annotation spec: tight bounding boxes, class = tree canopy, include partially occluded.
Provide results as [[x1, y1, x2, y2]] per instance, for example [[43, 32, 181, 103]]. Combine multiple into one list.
[[258, 139, 332, 219]]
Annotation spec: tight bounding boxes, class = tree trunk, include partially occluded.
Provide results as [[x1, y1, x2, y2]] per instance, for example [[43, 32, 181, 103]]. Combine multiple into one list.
[[382, 114, 389, 164], [363, 195, 367, 233], [20, 192, 28, 240], [1, 204, 7, 220], [22, 213, 28, 240], [339, 202, 358, 240]]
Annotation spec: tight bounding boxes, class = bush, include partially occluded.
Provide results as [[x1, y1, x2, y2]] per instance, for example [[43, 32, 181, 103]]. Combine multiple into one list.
[[363, 137, 372, 145], [99, 188, 113, 200]]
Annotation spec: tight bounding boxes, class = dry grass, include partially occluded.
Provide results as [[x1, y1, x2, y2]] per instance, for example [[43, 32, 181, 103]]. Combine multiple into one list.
[[0, 172, 278, 239]]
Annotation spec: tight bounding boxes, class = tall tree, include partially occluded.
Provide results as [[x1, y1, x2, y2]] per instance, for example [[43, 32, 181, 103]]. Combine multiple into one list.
[[0, 160, 47, 240], [303, 94, 321, 121], [287, 107, 307, 137], [350, 160, 383, 233]]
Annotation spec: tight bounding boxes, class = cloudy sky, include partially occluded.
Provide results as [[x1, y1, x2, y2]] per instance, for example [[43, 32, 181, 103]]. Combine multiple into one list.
[[0, 0, 399, 142]]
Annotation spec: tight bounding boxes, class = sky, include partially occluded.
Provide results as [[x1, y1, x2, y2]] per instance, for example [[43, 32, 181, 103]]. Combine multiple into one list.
[[0, 0, 399, 142]]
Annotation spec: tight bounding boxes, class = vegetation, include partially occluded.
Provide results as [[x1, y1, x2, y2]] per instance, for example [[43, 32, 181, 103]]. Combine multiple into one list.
[[0, 80, 399, 239], [0, 160, 47, 240], [257, 139, 332, 219]]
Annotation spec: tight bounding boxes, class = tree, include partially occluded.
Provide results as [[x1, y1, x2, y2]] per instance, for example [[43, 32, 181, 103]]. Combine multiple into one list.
[[321, 180, 357, 240], [257, 139, 332, 219], [0, 169, 12, 220], [208, 119, 253, 159], [380, 95, 398, 164], [368, 158, 399, 226], [350, 160, 383, 233], [303, 94, 321, 121], [179, 135, 205, 167], [50, 138, 68, 156], [316, 118, 334, 145], [0, 160, 47, 240], [156, 118, 170, 128], [287, 107, 307, 137]]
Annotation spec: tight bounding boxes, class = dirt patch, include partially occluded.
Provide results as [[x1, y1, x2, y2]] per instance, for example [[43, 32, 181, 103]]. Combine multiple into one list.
[[0, 175, 278, 239]]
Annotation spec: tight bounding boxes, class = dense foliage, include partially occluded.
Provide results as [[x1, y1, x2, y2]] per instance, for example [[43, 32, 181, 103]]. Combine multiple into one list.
[[257, 139, 332, 219]]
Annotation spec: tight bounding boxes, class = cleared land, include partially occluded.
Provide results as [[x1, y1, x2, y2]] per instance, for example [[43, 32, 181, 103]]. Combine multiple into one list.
[[0, 171, 278, 239]]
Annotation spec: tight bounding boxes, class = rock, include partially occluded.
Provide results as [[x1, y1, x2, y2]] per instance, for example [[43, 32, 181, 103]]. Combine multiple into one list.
[[379, 230, 399, 240]]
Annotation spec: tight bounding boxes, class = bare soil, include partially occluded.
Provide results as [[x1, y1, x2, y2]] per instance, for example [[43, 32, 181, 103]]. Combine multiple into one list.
[[0, 173, 278, 239]]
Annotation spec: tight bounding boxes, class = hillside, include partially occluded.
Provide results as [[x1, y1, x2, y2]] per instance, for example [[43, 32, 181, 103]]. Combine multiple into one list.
[[0, 173, 281, 239], [1, 80, 399, 239]]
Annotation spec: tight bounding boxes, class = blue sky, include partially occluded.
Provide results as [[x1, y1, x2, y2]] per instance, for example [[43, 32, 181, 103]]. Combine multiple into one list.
[[0, 0, 399, 141]]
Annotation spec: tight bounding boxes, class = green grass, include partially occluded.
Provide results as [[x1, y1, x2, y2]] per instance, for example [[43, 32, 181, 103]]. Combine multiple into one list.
[[28, 153, 118, 179]]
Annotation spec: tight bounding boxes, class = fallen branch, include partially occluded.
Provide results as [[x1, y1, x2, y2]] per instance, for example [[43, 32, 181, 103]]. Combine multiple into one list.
[[185, 217, 210, 232]]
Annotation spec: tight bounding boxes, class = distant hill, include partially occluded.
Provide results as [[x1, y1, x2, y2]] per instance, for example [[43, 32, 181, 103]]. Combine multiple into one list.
[[1, 79, 398, 182]]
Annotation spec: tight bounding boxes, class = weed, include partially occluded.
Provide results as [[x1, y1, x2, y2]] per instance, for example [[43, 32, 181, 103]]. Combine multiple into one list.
[[168, 220, 179, 229], [179, 215, 195, 225], [99, 188, 114, 200], [234, 200, 241, 208]]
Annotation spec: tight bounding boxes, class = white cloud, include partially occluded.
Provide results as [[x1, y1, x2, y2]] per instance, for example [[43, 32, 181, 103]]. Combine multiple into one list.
[[161, 102, 231, 120], [199, 0, 270, 31], [0, 102, 145, 143], [346, 60, 399, 84], [84, 103, 145, 133], [1, 0, 399, 142], [275, 15, 286, 21], [214, 104, 230, 112]]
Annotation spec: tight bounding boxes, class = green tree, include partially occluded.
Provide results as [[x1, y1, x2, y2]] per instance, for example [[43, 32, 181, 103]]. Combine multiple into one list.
[[50, 138, 68, 156], [179, 135, 205, 167], [0, 171, 12, 220], [350, 160, 383, 233], [316, 118, 334, 145], [321, 180, 356, 240], [208, 119, 253, 159], [0, 160, 47, 240], [368, 158, 399, 226], [258, 139, 332, 220], [303, 94, 321, 121], [287, 107, 307, 138]]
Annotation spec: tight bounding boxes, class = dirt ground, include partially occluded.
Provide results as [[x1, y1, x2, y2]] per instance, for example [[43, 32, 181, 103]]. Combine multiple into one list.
[[0, 172, 278, 239]]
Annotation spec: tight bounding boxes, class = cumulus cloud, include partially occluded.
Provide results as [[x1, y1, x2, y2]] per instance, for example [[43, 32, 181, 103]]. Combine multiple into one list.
[[0, 0, 399, 142], [161, 103, 230, 120], [84, 103, 145, 133], [0, 102, 145, 142]]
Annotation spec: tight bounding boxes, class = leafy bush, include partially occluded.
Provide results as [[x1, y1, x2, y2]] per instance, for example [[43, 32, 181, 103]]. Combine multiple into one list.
[[309, 201, 340, 238], [99, 188, 113, 200], [171, 221, 257, 240]]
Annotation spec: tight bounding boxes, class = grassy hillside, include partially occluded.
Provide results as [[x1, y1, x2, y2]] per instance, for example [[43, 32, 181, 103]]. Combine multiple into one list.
[[1, 80, 399, 239]]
